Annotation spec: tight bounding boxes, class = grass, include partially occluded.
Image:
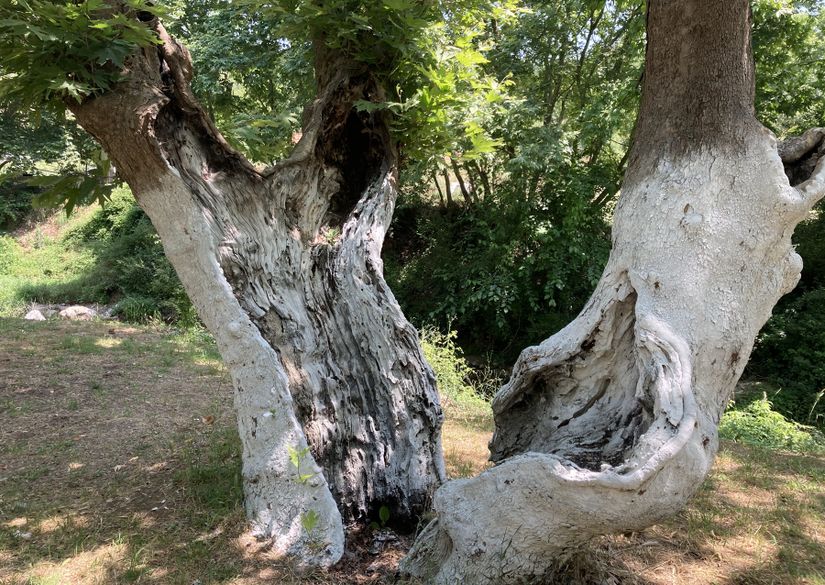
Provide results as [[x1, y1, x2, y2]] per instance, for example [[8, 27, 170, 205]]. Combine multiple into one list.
[[1, 318, 824, 584], [0, 208, 101, 316]]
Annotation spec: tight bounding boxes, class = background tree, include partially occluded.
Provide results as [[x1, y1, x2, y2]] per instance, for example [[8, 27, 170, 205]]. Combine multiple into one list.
[[387, 0, 646, 360], [402, 0, 825, 581]]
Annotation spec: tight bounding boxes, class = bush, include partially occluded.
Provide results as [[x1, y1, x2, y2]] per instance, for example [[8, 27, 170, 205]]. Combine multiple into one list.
[[386, 195, 610, 363], [747, 287, 825, 427], [420, 327, 490, 414], [112, 295, 162, 323], [0, 180, 37, 230], [720, 396, 825, 454]]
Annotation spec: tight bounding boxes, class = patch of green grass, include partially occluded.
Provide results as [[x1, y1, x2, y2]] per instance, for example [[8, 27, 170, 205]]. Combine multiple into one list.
[[58, 335, 102, 355], [35, 440, 74, 457], [720, 395, 825, 454], [1, 397, 32, 417], [0, 211, 103, 317], [90, 381, 109, 399], [175, 425, 244, 529]]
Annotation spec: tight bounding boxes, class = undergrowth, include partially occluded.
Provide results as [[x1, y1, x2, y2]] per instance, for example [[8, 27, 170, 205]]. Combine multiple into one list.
[[420, 327, 495, 417], [0, 185, 196, 324], [720, 395, 825, 454]]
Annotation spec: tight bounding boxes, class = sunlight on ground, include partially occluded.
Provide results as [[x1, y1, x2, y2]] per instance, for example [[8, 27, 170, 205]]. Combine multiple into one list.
[[37, 514, 90, 534], [442, 417, 493, 478], [24, 542, 128, 585], [1, 319, 824, 585]]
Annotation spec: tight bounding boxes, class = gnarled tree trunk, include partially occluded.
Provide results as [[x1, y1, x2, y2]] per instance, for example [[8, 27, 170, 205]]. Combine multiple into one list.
[[402, 1, 825, 582], [69, 24, 445, 565]]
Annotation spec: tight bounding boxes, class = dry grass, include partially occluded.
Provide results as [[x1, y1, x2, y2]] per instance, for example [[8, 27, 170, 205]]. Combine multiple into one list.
[[1, 318, 824, 584]]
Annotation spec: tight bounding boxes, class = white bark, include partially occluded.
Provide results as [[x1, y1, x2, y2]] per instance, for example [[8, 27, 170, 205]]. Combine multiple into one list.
[[142, 174, 344, 563], [68, 21, 446, 566], [402, 127, 823, 584]]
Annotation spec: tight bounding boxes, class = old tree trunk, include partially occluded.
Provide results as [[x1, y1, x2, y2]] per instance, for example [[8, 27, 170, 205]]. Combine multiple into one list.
[[69, 24, 445, 564], [402, 0, 825, 582]]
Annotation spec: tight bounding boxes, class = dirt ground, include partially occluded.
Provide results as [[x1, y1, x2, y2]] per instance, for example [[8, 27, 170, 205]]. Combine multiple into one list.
[[1, 318, 823, 584]]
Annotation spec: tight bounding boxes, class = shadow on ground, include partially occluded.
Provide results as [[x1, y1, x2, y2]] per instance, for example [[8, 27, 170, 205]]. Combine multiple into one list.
[[1, 318, 823, 584]]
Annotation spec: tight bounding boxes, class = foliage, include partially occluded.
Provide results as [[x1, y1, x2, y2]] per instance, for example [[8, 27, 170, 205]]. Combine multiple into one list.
[[0, 180, 37, 230], [386, 1, 642, 360], [720, 396, 825, 453], [0, 109, 68, 173], [752, 0, 825, 135], [420, 326, 490, 411], [0, 0, 162, 213], [240, 0, 521, 165], [111, 294, 162, 323], [389, 187, 611, 360], [748, 287, 825, 427], [164, 0, 313, 163], [0, 0, 162, 107]]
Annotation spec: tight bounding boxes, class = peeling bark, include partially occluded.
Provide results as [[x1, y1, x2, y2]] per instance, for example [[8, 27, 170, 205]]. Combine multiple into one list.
[[402, 1, 825, 582], [69, 19, 445, 565]]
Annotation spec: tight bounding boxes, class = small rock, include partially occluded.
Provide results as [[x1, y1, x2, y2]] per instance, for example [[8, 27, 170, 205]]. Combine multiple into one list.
[[59, 305, 97, 320], [24, 310, 46, 321], [13, 530, 32, 540]]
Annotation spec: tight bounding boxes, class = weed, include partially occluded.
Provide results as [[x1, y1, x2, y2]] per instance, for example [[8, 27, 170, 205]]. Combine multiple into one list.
[[288, 445, 318, 484], [420, 327, 491, 418]]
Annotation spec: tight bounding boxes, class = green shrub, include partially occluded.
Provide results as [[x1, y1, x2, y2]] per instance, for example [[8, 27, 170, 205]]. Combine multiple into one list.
[[113, 295, 162, 323], [386, 184, 610, 364], [720, 396, 825, 454], [748, 288, 825, 427], [0, 181, 37, 230], [420, 327, 490, 414]]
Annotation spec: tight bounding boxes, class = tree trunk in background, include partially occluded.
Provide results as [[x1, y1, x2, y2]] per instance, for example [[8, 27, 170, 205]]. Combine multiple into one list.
[[442, 169, 454, 208], [450, 157, 474, 205], [70, 24, 445, 566], [402, 1, 825, 582]]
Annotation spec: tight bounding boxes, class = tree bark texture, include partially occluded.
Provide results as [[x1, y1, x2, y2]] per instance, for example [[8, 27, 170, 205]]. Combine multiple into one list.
[[402, 1, 825, 582], [69, 22, 446, 566]]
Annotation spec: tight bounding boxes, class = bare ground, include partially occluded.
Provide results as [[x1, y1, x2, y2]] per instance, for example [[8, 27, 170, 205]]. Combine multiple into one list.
[[0, 318, 823, 584]]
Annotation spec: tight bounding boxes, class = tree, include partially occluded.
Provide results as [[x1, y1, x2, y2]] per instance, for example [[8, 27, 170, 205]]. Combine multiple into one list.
[[401, 0, 825, 582], [0, 0, 482, 565]]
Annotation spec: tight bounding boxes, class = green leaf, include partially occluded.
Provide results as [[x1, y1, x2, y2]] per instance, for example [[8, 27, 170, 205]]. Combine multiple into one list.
[[287, 445, 302, 468], [379, 505, 390, 526], [301, 509, 320, 533]]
